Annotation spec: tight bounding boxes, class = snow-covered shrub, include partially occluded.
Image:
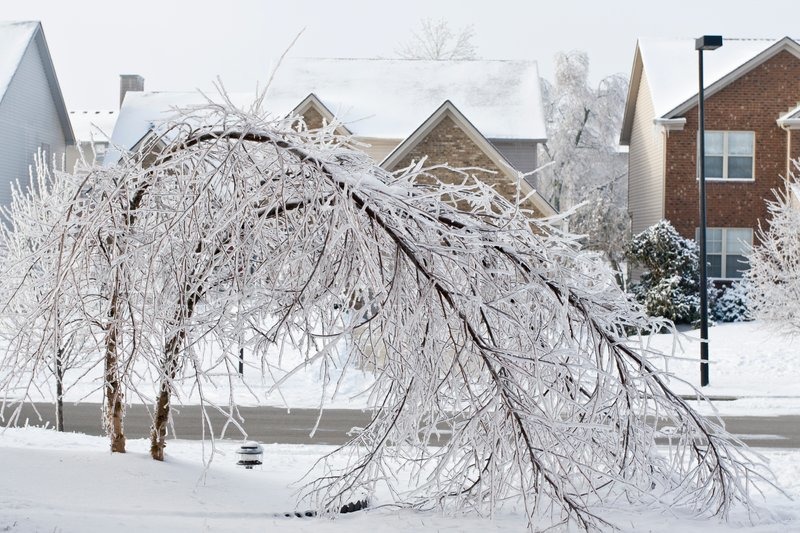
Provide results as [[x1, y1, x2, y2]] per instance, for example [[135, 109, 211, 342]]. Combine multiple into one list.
[[713, 281, 752, 322], [627, 220, 700, 323]]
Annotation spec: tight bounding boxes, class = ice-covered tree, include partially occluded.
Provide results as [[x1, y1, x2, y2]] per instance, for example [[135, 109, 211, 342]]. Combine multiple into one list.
[[627, 220, 701, 324], [747, 171, 800, 334], [538, 51, 629, 277], [0, 97, 770, 530], [397, 18, 477, 60], [0, 155, 95, 432]]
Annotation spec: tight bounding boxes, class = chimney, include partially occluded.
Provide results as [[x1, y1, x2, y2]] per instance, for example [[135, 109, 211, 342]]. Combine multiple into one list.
[[119, 74, 144, 107]]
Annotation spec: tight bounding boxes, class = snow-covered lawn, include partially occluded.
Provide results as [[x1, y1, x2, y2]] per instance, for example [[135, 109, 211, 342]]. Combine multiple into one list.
[[1, 320, 799, 531], [0, 427, 797, 533], [637, 321, 800, 416]]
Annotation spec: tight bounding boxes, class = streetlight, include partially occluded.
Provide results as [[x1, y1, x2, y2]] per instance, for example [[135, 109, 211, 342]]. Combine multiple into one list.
[[695, 35, 722, 387]]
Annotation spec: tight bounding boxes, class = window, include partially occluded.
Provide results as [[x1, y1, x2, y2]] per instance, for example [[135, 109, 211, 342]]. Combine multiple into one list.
[[696, 227, 753, 279], [704, 131, 754, 180]]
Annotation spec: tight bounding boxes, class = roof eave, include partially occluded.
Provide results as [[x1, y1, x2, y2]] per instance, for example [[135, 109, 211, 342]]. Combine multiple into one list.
[[777, 118, 800, 129], [32, 23, 75, 145], [620, 42, 644, 146]]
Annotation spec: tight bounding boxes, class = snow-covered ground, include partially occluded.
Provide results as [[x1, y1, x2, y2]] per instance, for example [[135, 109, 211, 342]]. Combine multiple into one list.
[[10, 320, 797, 416], [1, 320, 799, 531], [0, 427, 798, 533], [636, 321, 800, 416]]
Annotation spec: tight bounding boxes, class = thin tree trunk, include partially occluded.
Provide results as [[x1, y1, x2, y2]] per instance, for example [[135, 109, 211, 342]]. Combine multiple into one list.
[[150, 332, 184, 461], [104, 276, 126, 453], [150, 278, 203, 461], [55, 347, 64, 432]]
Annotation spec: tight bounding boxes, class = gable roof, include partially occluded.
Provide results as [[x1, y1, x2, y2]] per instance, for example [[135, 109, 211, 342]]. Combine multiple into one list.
[[292, 93, 353, 136], [0, 20, 75, 144], [264, 58, 547, 141], [382, 100, 556, 217], [0, 21, 37, 102], [108, 58, 548, 166], [621, 37, 800, 143]]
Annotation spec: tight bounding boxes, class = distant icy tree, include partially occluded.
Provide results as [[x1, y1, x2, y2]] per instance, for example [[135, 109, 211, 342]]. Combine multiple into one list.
[[747, 170, 800, 334], [627, 220, 701, 324], [397, 18, 478, 60], [0, 96, 770, 531], [538, 51, 629, 279], [0, 155, 94, 432]]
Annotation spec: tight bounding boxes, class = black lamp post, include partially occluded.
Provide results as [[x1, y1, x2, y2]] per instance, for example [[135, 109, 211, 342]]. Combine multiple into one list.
[[695, 35, 722, 387]]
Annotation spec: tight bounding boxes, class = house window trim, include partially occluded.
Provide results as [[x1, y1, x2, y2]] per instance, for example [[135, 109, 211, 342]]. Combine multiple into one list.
[[696, 227, 753, 280], [698, 130, 756, 182]]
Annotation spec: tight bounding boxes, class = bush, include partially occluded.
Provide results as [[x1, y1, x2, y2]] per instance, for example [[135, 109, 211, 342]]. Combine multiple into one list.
[[627, 221, 700, 323], [713, 281, 752, 323]]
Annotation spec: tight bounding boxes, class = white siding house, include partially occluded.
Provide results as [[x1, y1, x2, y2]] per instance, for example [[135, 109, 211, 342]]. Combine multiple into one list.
[[0, 21, 74, 205]]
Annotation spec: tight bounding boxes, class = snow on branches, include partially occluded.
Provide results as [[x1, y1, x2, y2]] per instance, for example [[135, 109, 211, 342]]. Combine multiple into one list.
[[747, 169, 800, 335], [0, 96, 772, 530]]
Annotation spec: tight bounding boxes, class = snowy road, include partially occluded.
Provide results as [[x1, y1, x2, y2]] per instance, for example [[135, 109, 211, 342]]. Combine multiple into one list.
[[8, 403, 800, 448]]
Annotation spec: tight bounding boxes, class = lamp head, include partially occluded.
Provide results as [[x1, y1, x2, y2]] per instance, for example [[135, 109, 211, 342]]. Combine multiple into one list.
[[696, 35, 723, 51]]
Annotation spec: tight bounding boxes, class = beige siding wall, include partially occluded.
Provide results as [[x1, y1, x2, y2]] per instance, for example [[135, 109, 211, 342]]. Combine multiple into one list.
[[628, 69, 664, 235], [354, 137, 400, 162]]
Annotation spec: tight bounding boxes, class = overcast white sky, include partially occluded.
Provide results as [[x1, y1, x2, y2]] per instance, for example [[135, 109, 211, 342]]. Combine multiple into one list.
[[3, 0, 797, 110]]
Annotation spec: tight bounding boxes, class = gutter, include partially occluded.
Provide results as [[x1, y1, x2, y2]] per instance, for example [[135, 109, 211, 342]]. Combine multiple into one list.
[[653, 117, 687, 132]]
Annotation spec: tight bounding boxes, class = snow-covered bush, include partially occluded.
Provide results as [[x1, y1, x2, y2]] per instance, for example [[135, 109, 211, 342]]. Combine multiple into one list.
[[747, 170, 800, 334], [713, 281, 752, 323], [627, 220, 700, 323]]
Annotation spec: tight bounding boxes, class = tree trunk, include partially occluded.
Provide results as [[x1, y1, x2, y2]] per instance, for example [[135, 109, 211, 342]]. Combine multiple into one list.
[[150, 331, 184, 461], [150, 277, 202, 461], [55, 347, 64, 432], [104, 279, 126, 453]]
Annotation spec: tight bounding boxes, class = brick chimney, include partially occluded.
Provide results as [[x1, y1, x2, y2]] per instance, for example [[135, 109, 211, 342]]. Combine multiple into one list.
[[119, 74, 144, 107]]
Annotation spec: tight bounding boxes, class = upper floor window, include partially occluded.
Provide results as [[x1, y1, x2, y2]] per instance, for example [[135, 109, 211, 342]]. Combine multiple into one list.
[[696, 227, 753, 279], [704, 131, 754, 180]]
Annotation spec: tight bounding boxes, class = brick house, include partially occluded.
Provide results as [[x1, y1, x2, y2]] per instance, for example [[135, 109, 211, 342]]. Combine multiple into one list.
[[621, 37, 800, 280], [106, 59, 556, 218]]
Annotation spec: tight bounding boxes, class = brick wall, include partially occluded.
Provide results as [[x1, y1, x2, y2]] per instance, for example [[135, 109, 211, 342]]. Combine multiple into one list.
[[664, 50, 800, 243], [391, 114, 544, 215], [300, 107, 326, 130]]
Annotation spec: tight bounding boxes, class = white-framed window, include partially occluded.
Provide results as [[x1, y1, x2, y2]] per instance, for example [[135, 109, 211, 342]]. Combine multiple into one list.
[[703, 131, 755, 180], [695, 227, 753, 279]]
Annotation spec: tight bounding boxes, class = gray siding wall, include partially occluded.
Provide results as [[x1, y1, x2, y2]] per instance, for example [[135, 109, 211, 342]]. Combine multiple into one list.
[[627, 69, 664, 235], [491, 139, 539, 174], [0, 37, 67, 205]]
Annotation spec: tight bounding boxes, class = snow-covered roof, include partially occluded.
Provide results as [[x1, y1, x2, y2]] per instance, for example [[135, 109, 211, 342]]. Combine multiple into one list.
[[264, 58, 546, 141], [621, 37, 800, 144], [69, 110, 117, 143], [106, 58, 546, 165], [641, 37, 800, 119], [105, 91, 255, 165], [0, 21, 38, 104]]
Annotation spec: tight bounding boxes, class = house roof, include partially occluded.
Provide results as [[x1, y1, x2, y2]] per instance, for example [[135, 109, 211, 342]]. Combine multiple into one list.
[[0, 20, 74, 144], [69, 110, 117, 142], [621, 37, 800, 143], [0, 21, 37, 102], [107, 58, 548, 166], [263, 58, 547, 141], [381, 100, 556, 217]]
